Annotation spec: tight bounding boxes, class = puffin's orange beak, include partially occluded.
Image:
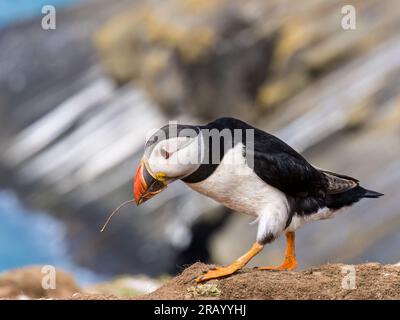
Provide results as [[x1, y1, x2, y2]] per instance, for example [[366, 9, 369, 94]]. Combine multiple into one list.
[[134, 159, 167, 205]]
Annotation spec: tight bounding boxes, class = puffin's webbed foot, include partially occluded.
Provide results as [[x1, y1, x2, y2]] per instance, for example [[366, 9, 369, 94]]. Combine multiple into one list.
[[195, 242, 264, 283], [195, 264, 242, 283]]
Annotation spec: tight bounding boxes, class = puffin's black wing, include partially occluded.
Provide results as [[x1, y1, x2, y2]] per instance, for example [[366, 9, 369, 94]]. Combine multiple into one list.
[[250, 130, 328, 197], [249, 126, 359, 198]]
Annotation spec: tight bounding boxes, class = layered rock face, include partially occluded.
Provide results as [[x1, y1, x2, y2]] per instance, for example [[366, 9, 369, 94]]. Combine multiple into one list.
[[94, 0, 400, 123]]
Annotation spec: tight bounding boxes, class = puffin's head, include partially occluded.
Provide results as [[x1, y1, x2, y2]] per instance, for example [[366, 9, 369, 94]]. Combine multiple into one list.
[[134, 123, 203, 205]]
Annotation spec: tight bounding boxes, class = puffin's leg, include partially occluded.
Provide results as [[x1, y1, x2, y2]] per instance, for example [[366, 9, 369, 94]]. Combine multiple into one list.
[[195, 242, 263, 283], [258, 231, 298, 271]]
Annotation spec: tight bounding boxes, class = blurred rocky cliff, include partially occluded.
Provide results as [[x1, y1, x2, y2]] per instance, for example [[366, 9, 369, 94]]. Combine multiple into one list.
[[0, 0, 399, 278]]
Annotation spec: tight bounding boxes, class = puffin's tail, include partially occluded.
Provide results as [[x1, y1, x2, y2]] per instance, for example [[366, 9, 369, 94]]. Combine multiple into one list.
[[324, 186, 383, 211], [363, 188, 384, 198]]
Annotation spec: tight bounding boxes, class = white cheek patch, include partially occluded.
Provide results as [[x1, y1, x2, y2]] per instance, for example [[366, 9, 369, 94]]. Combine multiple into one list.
[[175, 135, 203, 166], [147, 138, 184, 168], [147, 135, 203, 178], [154, 137, 191, 161], [154, 136, 202, 166], [161, 138, 186, 155]]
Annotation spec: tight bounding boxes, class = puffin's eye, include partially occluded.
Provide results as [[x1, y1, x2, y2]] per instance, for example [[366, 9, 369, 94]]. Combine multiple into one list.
[[161, 148, 170, 159]]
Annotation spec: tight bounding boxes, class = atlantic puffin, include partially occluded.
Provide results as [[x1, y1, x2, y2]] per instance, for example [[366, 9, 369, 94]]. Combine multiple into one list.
[[133, 117, 383, 282]]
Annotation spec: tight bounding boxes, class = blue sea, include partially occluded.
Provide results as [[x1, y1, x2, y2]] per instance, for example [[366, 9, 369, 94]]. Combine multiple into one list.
[[0, 0, 81, 28], [0, 191, 99, 284], [0, 0, 98, 285]]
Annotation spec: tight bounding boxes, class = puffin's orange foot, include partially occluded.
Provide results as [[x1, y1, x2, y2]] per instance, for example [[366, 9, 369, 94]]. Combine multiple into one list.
[[195, 242, 264, 283], [195, 265, 242, 283], [257, 257, 298, 271]]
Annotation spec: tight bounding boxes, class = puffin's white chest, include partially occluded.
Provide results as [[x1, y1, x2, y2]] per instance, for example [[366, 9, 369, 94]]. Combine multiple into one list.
[[185, 144, 288, 217]]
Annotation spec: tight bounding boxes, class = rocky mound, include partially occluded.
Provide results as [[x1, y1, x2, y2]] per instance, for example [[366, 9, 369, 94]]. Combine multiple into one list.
[[135, 262, 400, 300], [0, 266, 80, 299]]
